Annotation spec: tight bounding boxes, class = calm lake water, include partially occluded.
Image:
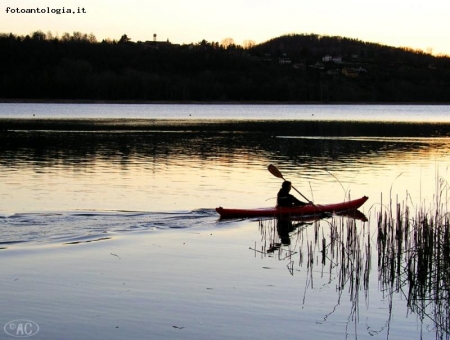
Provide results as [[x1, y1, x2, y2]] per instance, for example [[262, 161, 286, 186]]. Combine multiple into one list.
[[1, 104, 450, 339], [1, 102, 450, 122]]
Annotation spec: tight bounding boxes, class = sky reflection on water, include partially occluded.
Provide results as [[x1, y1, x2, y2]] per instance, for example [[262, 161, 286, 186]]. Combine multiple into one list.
[[2, 107, 450, 340], [1, 103, 450, 122], [1, 123, 450, 214]]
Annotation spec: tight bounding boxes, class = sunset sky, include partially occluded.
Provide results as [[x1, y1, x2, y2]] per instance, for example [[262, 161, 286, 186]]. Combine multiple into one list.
[[2, 0, 449, 55]]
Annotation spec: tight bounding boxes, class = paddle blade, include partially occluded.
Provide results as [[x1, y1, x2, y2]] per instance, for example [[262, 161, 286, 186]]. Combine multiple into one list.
[[268, 164, 285, 180]]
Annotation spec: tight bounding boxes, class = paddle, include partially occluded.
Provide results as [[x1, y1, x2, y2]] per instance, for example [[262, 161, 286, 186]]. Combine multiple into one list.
[[268, 164, 315, 206]]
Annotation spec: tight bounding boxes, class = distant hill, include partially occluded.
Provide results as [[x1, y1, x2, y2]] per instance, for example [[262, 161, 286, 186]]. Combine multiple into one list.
[[251, 33, 449, 68], [1, 31, 449, 103]]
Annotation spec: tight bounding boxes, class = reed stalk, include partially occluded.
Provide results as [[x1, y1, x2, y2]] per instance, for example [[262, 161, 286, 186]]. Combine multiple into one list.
[[377, 180, 450, 340], [255, 181, 450, 339]]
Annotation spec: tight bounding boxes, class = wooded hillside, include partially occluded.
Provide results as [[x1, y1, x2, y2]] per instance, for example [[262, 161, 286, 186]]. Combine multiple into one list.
[[1, 31, 449, 102]]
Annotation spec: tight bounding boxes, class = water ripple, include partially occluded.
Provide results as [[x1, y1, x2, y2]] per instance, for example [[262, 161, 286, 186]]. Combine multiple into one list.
[[0, 209, 219, 246]]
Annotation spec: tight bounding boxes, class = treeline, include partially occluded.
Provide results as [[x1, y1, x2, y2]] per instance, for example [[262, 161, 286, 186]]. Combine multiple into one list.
[[1, 31, 450, 102]]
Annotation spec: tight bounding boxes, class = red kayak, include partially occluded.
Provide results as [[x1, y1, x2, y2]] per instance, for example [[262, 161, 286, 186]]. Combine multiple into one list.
[[216, 196, 368, 219]]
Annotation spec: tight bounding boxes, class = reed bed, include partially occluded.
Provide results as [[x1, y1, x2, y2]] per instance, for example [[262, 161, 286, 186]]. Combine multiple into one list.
[[256, 185, 450, 339], [378, 188, 450, 340], [256, 211, 372, 331]]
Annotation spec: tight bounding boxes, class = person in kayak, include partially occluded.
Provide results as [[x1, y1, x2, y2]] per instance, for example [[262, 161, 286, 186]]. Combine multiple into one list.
[[277, 181, 307, 207]]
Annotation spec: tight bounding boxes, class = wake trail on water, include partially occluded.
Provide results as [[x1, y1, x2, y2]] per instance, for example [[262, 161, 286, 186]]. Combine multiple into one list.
[[0, 208, 225, 247]]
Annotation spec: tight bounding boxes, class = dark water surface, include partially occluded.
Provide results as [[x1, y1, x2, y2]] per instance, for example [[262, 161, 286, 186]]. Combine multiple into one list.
[[1, 104, 450, 339], [1, 117, 450, 235]]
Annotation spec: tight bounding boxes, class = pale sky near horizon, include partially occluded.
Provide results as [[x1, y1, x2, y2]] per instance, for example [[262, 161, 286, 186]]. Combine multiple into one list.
[[1, 0, 449, 55]]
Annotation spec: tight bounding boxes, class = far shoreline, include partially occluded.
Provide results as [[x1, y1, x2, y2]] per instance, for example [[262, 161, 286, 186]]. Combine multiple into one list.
[[1, 98, 449, 105], [2, 117, 450, 137]]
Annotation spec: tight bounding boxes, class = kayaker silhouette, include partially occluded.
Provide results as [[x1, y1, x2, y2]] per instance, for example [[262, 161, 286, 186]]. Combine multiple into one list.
[[277, 181, 307, 207]]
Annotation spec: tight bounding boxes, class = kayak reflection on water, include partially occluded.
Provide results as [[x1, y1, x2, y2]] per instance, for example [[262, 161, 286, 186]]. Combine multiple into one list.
[[265, 210, 368, 253], [277, 218, 306, 246], [266, 218, 312, 253]]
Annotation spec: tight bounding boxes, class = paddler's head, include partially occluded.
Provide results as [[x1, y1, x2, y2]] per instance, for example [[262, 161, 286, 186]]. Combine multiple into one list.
[[282, 181, 292, 192]]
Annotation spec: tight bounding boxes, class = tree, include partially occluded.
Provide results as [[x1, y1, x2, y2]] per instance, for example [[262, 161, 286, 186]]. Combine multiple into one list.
[[87, 33, 97, 43], [31, 31, 46, 41], [119, 34, 131, 44], [220, 37, 235, 48], [243, 40, 256, 49]]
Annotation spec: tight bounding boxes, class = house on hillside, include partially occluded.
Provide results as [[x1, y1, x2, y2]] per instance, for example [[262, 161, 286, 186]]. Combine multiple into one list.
[[342, 68, 358, 78], [322, 55, 343, 63], [293, 61, 306, 69], [279, 57, 292, 65], [327, 69, 340, 75], [309, 62, 325, 70], [279, 53, 292, 65], [143, 38, 178, 49], [354, 67, 367, 73]]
